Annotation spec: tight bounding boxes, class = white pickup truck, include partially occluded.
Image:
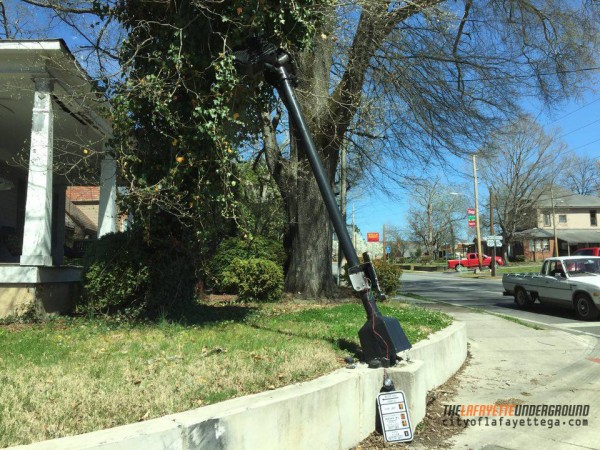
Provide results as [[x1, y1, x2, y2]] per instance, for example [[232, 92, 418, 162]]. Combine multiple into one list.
[[502, 256, 600, 321]]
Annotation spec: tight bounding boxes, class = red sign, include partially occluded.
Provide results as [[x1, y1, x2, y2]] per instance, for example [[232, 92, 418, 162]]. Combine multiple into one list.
[[467, 208, 476, 227], [367, 232, 380, 242]]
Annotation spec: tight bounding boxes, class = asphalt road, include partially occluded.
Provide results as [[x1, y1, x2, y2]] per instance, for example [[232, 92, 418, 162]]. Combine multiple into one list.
[[399, 271, 600, 338]]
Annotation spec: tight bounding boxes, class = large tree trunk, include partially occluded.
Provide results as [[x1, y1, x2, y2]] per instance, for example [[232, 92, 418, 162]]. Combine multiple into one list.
[[284, 174, 335, 297], [262, 112, 338, 298], [262, 1, 439, 298]]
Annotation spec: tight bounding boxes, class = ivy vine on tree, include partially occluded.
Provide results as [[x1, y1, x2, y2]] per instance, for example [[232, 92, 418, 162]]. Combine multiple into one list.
[[110, 0, 328, 252]]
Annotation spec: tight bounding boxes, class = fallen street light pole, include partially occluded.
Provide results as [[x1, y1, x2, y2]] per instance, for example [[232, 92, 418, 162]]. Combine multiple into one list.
[[234, 40, 411, 367]]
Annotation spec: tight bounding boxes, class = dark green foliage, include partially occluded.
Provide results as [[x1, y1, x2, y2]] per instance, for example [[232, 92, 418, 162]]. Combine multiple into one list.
[[208, 236, 285, 290], [80, 232, 196, 319], [108, 1, 326, 297], [81, 232, 150, 317], [221, 258, 284, 302], [112, 0, 325, 247], [512, 255, 526, 263], [372, 260, 403, 296]]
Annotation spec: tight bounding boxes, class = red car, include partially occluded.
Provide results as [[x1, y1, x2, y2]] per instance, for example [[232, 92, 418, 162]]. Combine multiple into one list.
[[447, 253, 504, 270], [572, 247, 600, 257]]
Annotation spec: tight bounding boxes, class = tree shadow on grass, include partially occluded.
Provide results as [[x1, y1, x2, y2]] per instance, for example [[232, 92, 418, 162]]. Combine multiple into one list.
[[336, 338, 363, 359], [174, 302, 258, 326]]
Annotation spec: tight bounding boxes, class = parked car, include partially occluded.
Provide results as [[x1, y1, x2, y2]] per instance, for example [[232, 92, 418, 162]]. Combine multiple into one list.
[[502, 256, 600, 320], [447, 253, 504, 270], [572, 247, 600, 257]]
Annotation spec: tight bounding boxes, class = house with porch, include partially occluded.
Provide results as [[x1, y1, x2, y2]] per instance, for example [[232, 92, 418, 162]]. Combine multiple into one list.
[[0, 40, 117, 318], [511, 189, 600, 261]]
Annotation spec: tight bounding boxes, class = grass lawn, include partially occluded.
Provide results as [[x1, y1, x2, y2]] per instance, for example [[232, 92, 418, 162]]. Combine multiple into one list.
[[496, 264, 542, 274], [0, 300, 451, 447]]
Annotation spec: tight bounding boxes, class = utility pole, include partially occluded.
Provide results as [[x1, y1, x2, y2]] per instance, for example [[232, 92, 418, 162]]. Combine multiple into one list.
[[472, 155, 483, 271], [337, 141, 347, 285], [490, 188, 496, 277], [382, 223, 387, 262], [551, 185, 559, 257]]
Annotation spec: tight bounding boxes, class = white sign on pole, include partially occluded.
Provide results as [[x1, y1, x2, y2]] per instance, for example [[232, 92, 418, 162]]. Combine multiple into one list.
[[485, 236, 503, 247], [484, 235, 502, 240], [377, 390, 413, 443]]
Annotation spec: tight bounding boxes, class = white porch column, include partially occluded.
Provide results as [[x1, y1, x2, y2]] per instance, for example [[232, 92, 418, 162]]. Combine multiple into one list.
[[98, 156, 117, 237], [20, 78, 54, 266]]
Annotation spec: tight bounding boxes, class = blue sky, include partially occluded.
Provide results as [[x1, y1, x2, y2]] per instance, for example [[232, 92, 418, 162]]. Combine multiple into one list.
[[353, 84, 600, 240]]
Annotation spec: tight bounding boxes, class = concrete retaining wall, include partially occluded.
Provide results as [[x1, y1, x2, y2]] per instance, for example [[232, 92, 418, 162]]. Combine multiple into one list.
[[406, 320, 468, 391], [14, 322, 467, 450]]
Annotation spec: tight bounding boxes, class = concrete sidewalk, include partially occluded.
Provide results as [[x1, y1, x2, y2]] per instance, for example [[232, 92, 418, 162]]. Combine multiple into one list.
[[411, 304, 600, 450]]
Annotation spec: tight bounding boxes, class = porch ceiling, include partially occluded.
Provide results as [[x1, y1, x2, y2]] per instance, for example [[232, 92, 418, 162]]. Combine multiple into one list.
[[0, 40, 111, 185]]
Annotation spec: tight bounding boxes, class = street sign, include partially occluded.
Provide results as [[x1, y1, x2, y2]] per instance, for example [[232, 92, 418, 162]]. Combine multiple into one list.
[[485, 236, 503, 247], [467, 208, 476, 227], [377, 390, 413, 443], [367, 232, 380, 242]]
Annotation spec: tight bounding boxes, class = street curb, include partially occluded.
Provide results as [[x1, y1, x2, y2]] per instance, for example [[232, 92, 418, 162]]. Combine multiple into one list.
[[13, 322, 467, 450]]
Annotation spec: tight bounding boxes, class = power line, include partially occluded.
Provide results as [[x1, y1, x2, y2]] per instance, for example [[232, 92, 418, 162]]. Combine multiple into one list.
[[545, 97, 600, 126], [560, 117, 600, 139], [570, 136, 600, 152]]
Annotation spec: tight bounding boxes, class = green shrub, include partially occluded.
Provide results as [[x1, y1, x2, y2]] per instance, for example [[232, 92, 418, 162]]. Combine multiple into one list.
[[512, 255, 526, 263], [81, 232, 197, 319], [221, 258, 284, 302], [208, 236, 285, 291], [372, 260, 402, 295], [81, 232, 151, 318]]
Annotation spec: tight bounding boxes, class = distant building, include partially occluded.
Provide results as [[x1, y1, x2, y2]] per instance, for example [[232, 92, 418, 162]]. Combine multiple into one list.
[[511, 189, 600, 261]]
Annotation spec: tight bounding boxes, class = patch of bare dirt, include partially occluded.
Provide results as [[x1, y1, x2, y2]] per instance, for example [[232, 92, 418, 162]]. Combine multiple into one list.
[[353, 350, 472, 449]]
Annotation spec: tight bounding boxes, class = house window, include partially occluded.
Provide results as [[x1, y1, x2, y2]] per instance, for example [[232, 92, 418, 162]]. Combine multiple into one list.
[[543, 213, 551, 227], [591, 210, 597, 227], [532, 240, 549, 252], [558, 214, 567, 224]]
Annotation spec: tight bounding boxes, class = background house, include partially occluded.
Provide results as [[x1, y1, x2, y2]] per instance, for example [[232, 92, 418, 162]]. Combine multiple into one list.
[[511, 189, 600, 261]]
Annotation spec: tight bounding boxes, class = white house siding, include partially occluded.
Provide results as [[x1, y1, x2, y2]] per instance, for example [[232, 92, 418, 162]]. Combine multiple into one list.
[[537, 208, 599, 230]]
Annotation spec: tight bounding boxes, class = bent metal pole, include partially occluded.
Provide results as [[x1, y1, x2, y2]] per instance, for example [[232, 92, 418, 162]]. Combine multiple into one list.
[[267, 53, 378, 315], [234, 43, 411, 365]]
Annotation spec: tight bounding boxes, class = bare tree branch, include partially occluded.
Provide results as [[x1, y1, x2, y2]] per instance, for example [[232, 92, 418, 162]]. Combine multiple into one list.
[[0, 0, 10, 38], [19, 0, 98, 14]]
